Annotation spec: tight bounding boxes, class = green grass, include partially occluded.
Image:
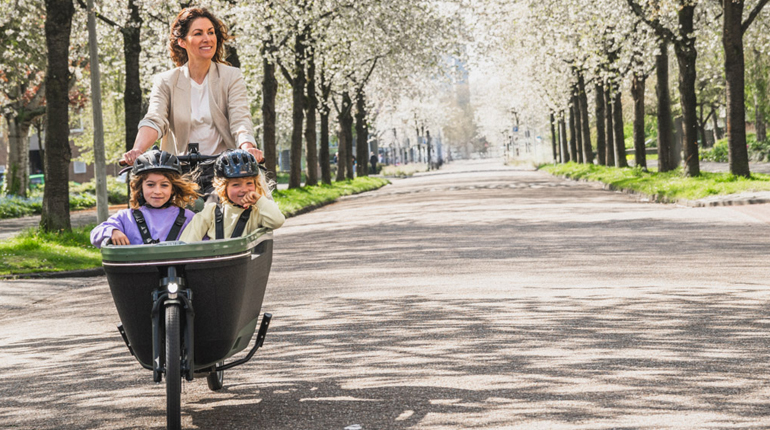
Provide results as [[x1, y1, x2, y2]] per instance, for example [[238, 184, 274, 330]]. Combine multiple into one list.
[[542, 162, 770, 201], [0, 175, 389, 276], [273, 176, 389, 216], [0, 226, 102, 275]]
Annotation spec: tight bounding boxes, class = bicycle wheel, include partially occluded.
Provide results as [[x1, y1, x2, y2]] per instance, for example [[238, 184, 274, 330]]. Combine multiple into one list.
[[165, 305, 181, 430], [207, 362, 224, 391]]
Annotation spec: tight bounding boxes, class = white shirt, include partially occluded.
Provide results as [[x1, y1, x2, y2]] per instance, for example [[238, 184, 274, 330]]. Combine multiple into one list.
[[188, 71, 224, 155]]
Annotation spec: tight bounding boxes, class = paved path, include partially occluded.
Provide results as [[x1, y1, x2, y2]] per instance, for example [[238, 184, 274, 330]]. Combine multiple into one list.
[[3, 159, 770, 429]]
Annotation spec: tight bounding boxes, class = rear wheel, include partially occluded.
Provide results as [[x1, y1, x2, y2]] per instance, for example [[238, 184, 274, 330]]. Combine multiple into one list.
[[207, 362, 224, 391], [165, 305, 181, 430]]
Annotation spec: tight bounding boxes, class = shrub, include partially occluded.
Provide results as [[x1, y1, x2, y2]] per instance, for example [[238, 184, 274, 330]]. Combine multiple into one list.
[[0, 195, 42, 218], [0, 176, 128, 219], [71, 176, 128, 204], [700, 138, 729, 162]]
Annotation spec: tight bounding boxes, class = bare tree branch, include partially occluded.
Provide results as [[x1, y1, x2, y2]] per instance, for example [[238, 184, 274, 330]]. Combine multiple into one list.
[[743, 0, 770, 34]]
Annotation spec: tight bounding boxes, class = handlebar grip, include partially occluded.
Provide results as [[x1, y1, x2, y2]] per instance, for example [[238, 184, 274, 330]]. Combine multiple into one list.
[[119, 160, 128, 167]]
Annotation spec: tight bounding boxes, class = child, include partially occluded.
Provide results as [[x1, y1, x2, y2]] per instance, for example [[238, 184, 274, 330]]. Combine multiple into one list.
[[91, 149, 199, 247], [180, 149, 284, 242]]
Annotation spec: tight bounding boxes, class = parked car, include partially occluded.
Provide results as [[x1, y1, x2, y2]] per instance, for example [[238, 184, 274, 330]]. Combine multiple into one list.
[[29, 174, 45, 188]]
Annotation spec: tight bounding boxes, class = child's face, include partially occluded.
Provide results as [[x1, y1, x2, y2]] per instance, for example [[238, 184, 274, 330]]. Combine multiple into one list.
[[226, 177, 257, 206], [142, 173, 173, 208]]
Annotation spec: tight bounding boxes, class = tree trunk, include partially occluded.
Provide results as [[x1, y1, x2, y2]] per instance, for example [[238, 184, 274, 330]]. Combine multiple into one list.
[[613, 91, 628, 168], [594, 83, 606, 165], [41, 0, 74, 232], [753, 49, 767, 143], [573, 95, 584, 163], [5, 117, 32, 196], [697, 103, 708, 147], [568, 104, 578, 162], [343, 93, 354, 179], [319, 109, 331, 184], [319, 67, 332, 184], [122, 0, 142, 152], [262, 43, 278, 177], [304, 42, 318, 186], [673, 5, 700, 176], [632, 74, 647, 169], [656, 40, 675, 172], [711, 105, 722, 143], [355, 90, 368, 176], [288, 33, 306, 189], [756, 94, 767, 144], [723, 0, 749, 177], [605, 85, 615, 167], [550, 112, 558, 163], [559, 112, 569, 163], [335, 115, 347, 181], [578, 75, 593, 163]]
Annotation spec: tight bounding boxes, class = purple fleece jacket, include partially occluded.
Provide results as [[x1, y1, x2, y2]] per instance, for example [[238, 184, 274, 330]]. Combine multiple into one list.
[[90, 206, 195, 248]]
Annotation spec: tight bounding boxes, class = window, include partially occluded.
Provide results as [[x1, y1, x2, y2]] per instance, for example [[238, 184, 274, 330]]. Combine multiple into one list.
[[73, 161, 87, 174]]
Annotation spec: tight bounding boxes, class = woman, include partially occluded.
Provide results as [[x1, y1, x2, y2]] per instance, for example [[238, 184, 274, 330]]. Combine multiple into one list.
[[122, 7, 263, 200]]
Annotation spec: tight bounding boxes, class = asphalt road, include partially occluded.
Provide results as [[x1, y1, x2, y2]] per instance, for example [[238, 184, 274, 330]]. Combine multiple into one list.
[[3, 159, 770, 429]]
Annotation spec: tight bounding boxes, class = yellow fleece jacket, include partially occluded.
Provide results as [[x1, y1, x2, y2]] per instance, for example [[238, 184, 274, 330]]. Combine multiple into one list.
[[179, 198, 285, 242]]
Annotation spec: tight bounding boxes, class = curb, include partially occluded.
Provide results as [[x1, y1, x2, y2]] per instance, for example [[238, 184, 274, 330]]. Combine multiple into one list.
[[1, 267, 105, 280], [550, 173, 770, 208]]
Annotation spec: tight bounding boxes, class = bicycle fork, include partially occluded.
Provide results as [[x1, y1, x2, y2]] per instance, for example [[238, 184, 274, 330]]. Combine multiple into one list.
[[151, 266, 195, 383]]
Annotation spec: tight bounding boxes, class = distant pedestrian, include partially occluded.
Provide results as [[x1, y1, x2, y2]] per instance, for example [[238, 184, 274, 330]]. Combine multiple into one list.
[[369, 152, 378, 174]]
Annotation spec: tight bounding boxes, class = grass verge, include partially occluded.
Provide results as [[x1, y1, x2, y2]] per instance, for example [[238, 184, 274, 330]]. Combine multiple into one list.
[[0, 176, 389, 276], [0, 226, 102, 275], [541, 162, 770, 201]]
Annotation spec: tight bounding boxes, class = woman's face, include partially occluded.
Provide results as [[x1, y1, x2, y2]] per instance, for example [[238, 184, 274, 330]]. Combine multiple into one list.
[[226, 177, 257, 206], [178, 17, 217, 64], [142, 173, 173, 208]]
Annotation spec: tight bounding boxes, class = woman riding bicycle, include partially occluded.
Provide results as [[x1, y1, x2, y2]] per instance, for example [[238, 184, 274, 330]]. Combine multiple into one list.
[[121, 7, 263, 201]]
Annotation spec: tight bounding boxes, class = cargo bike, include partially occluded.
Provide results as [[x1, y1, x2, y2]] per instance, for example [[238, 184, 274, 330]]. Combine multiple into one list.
[[103, 147, 275, 429]]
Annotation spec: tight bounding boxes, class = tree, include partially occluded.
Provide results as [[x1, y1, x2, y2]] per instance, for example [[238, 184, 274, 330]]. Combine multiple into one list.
[[626, 0, 701, 176], [41, 0, 75, 232], [1, 0, 47, 196], [720, 0, 770, 177]]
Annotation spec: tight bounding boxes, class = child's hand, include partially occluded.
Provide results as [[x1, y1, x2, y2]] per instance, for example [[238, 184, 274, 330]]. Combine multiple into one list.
[[111, 230, 131, 246], [240, 191, 261, 208]]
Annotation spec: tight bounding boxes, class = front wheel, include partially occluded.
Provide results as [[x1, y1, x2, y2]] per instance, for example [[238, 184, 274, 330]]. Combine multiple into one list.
[[165, 305, 181, 430], [207, 362, 224, 391]]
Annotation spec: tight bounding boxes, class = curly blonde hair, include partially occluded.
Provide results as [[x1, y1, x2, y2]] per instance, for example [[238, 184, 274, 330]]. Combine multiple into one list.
[[129, 171, 200, 209], [213, 173, 274, 205], [168, 7, 231, 67]]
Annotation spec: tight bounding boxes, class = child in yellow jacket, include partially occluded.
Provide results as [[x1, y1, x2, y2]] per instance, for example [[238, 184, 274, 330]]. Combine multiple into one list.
[[180, 149, 284, 242]]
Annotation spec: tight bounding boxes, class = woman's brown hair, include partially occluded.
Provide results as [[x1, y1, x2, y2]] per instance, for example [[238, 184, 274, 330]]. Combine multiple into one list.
[[129, 171, 200, 209], [168, 7, 231, 67]]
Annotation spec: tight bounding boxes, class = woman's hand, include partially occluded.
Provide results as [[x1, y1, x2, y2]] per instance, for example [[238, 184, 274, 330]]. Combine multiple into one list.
[[111, 230, 131, 246], [240, 191, 261, 208], [121, 148, 144, 166], [241, 143, 265, 163]]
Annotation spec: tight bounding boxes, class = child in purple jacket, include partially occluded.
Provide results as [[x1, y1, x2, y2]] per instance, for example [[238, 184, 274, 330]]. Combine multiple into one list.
[[91, 149, 199, 248]]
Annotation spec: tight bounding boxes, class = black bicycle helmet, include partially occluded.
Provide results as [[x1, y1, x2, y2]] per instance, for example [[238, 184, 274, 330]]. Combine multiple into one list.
[[132, 148, 182, 175], [215, 149, 259, 178]]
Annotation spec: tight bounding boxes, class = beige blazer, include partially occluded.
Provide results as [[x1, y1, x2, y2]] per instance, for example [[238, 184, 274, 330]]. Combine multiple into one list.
[[139, 62, 257, 155]]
